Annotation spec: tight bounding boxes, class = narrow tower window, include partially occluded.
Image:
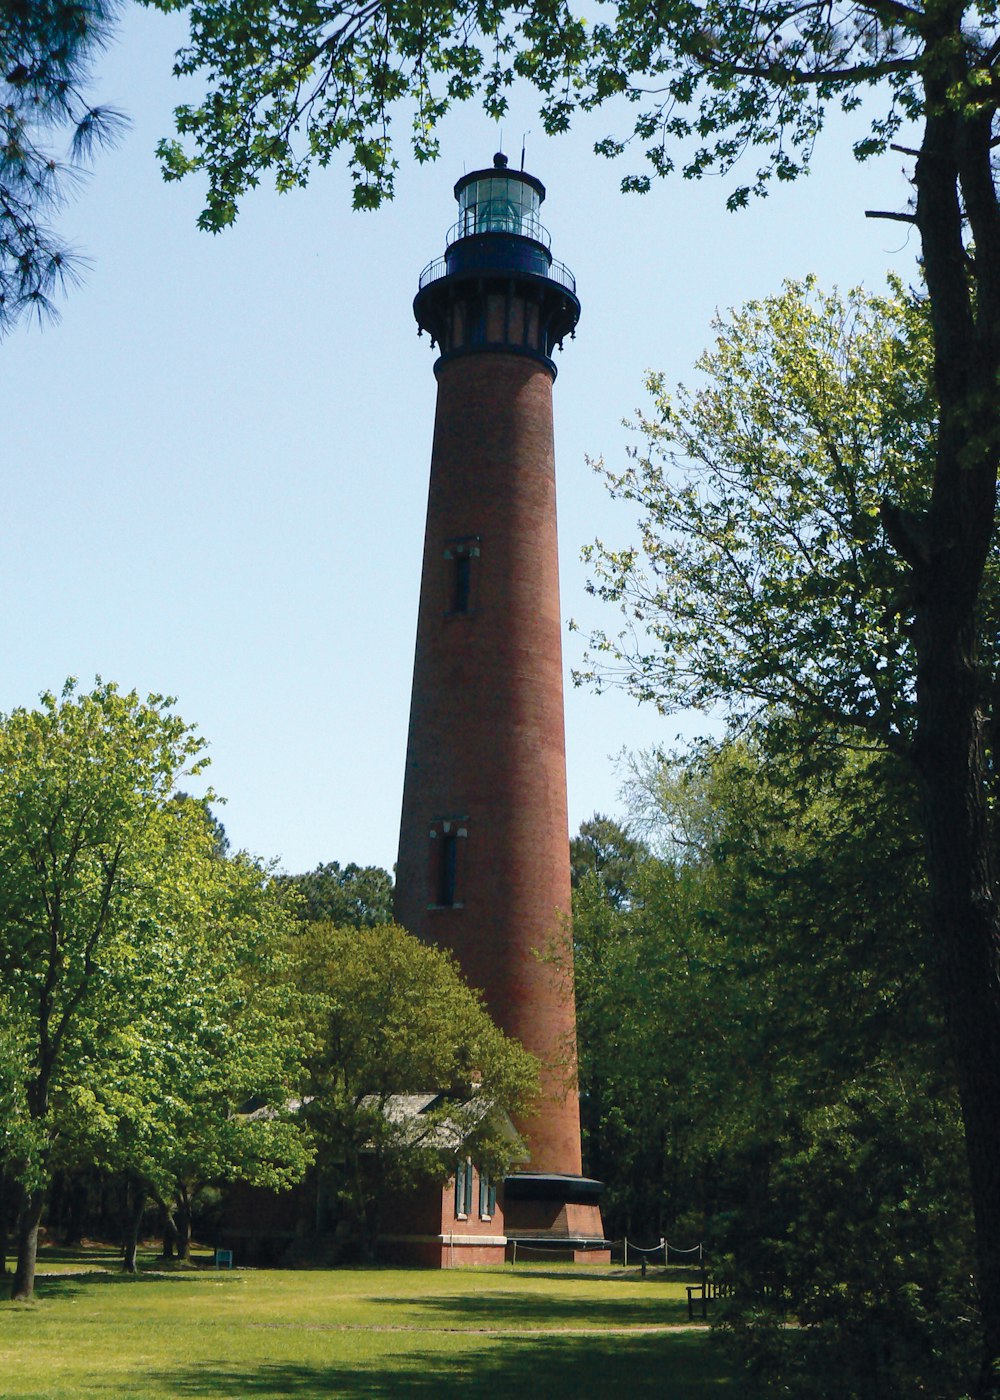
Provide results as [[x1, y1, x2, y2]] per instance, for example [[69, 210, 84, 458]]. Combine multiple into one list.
[[428, 818, 469, 909], [438, 830, 458, 906], [443, 538, 481, 616], [453, 553, 471, 614]]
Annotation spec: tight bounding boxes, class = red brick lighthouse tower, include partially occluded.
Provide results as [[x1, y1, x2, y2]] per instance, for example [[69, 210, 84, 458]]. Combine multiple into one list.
[[395, 154, 606, 1255]]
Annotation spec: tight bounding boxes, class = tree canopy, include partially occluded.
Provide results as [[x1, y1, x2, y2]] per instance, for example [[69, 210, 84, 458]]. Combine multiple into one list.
[[578, 277, 947, 750], [576, 275, 1000, 1392], [570, 814, 650, 911], [96, 832, 311, 1269], [0, 1, 127, 334], [286, 919, 537, 1258], [143, 0, 589, 224], [279, 859, 394, 927], [0, 681, 307, 1296], [574, 736, 977, 1398], [144, 0, 998, 228]]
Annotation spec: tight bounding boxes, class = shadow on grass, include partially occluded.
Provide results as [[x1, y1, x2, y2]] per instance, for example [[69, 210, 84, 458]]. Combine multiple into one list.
[[152, 1332, 745, 1399], [372, 1289, 688, 1328], [499, 1265, 705, 1286], [34, 1246, 125, 1267], [30, 1244, 216, 1269], [21, 1270, 235, 1302]]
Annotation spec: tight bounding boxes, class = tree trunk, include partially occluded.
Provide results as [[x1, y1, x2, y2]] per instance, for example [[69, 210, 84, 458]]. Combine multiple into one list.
[[353, 1149, 379, 1264], [913, 598, 1000, 1398], [157, 1197, 177, 1260], [903, 30, 1000, 1394], [121, 1177, 147, 1275], [174, 1187, 193, 1263], [0, 1173, 9, 1276], [11, 1183, 45, 1301]]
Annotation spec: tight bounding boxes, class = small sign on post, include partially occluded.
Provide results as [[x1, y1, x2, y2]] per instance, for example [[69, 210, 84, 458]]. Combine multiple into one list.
[[215, 1248, 233, 1270]]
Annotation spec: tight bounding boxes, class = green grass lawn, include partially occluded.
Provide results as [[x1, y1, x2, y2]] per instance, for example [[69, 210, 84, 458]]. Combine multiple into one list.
[[0, 1248, 742, 1398]]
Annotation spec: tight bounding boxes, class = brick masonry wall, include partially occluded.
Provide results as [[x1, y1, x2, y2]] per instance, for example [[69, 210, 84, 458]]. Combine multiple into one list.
[[395, 348, 582, 1176]]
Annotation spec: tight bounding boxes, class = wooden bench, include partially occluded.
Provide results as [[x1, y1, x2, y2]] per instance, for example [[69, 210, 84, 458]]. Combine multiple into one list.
[[686, 1278, 733, 1320]]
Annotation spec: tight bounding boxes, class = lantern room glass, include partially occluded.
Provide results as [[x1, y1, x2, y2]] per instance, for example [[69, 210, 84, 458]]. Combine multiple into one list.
[[456, 175, 545, 243]]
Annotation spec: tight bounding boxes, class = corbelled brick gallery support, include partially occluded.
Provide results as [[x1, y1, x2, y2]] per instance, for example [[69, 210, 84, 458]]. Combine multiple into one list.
[[394, 154, 608, 1260]]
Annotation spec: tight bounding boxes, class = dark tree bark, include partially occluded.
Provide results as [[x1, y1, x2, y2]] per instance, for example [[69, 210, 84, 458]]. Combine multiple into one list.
[[157, 1197, 178, 1260], [0, 1173, 9, 1277], [892, 18, 1000, 1395], [353, 1150, 380, 1264], [10, 1184, 45, 1301], [174, 1186, 193, 1263], [121, 1177, 147, 1275]]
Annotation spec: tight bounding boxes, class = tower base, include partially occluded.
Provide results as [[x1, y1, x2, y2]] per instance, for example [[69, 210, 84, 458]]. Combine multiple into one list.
[[503, 1173, 610, 1264]]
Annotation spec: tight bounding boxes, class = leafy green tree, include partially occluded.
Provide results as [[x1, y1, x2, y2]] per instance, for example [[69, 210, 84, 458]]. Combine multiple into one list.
[[90, 834, 312, 1270], [688, 742, 974, 1399], [569, 816, 698, 1233], [579, 279, 937, 750], [0, 1007, 29, 1275], [279, 860, 394, 927], [142, 0, 589, 223], [570, 815, 649, 911], [575, 739, 978, 1397], [171, 791, 231, 857], [576, 275, 1000, 1389], [572, 804, 734, 1236], [1, 1, 127, 333], [0, 680, 208, 1299], [0, 681, 308, 1297], [286, 920, 537, 1259]]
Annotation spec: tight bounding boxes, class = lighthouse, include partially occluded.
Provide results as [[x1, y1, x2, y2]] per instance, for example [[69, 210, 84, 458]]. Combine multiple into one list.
[[394, 154, 606, 1256]]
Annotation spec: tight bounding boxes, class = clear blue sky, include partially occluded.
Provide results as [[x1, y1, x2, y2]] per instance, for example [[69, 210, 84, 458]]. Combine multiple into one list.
[[3, 6, 920, 874]]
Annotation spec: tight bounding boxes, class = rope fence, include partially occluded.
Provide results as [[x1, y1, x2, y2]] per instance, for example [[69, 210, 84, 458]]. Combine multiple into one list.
[[622, 1238, 704, 1268], [505, 1237, 705, 1268]]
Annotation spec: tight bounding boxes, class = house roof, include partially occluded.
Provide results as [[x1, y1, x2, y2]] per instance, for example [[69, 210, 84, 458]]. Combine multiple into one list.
[[359, 1090, 524, 1156], [238, 1089, 526, 1162]]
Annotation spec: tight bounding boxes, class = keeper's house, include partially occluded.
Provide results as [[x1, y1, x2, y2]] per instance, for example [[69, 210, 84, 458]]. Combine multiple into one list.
[[220, 1092, 605, 1266], [220, 1091, 513, 1268]]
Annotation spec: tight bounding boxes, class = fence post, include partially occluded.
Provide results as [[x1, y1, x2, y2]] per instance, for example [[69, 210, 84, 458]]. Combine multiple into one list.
[[664, 1238, 668, 1267], [623, 1237, 628, 1269]]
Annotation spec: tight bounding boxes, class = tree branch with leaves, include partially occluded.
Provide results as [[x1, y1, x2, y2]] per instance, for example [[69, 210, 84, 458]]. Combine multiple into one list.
[[1, 0, 128, 334]]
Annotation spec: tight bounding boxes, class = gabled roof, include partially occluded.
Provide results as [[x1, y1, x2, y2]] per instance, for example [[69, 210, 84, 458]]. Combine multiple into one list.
[[359, 1090, 524, 1156]]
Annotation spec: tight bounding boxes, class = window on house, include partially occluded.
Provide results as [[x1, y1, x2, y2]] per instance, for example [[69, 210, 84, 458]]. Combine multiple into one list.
[[479, 1172, 496, 1219], [455, 1159, 473, 1218]]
